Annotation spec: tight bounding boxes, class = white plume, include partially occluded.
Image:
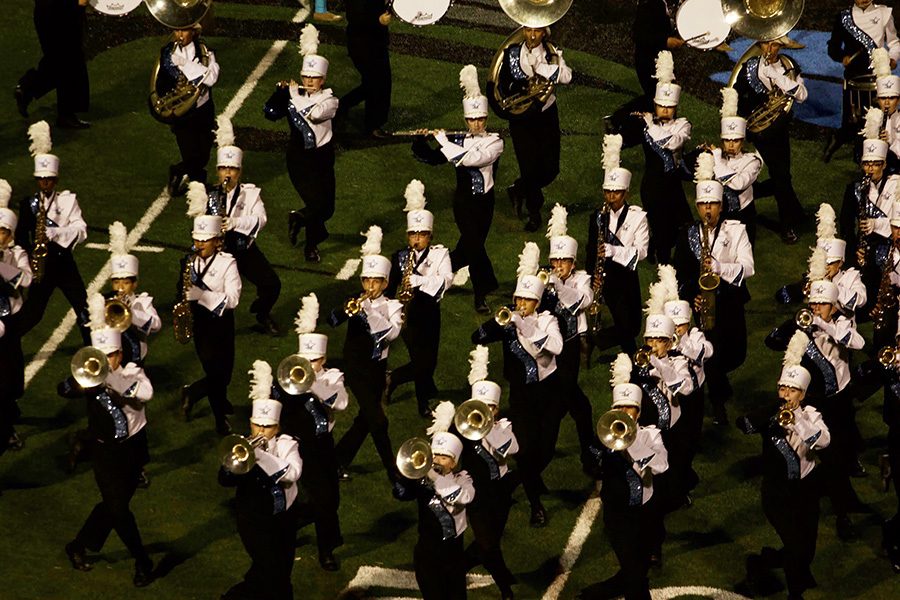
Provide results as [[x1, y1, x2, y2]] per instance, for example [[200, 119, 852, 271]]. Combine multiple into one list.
[[0, 180, 11, 209], [299, 23, 320, 57], [426, 401, 456, 436], [249, 360, 274, 402], [720, 87, 739, 118], [610, 353, 632, 386], [654, 50, 675, 84], [645, 280, 667, 315], [657, 264, 679, 302], [862, 106, 884, 139], [459, 64, 481, 99], [186, 182, 208, 217], [873, 47, 892, 79], [452, 266, 470, 287], [808, 246, 827, 281], [694, 151, 715, 182], [467, 345, 490, 385], [108, 221, 128, 256], [516, 242, 540, 278], [294, 293, 319, 335], [28, 121, 52, 156], [335, 259, 361, 280], [816, 203, 837, 240], [602, 134, 623, 172], [216, 114, 236, 148], [783, 330, 809, 367], [88, 292, 106, 332], [360, 225, 383, 256], [403, 179, 426, 212], [546, 203, 568, 239]]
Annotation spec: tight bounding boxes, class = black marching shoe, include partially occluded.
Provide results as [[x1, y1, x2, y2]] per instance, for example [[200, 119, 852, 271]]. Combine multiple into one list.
[[216, 418, 233, 437], [14, 85, 30, 118], [288, 210, 305, 246], [473, 295, 490, 315], [254, 314, 281, 337], [137, 469, 151, 489], [850, 457, 867, 478], [337, 465, 352, 482], [524, 213, 541, 233], [507, 184, 524, 219], [65, 542, 91, 572], [319, 551, 339, 571], [304, 246, 321, 263], [7, 431, 24, 452], [57, 114, 90, 129], [529, 503, 548, 528], [780, 228, 799, 245], [181, 385, 195, 421], [133, 561, 154, 588], [168, 174, 189, 197]]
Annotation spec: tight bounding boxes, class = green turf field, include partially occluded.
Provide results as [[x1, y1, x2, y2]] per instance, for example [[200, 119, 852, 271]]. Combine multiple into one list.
[[1, 1, 899, 598]]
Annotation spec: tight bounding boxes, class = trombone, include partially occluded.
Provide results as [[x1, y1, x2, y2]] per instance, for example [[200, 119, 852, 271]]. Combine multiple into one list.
[[597, 409, 638, 451], [277, 354, 315, 395], [453, 399, 495, 441], [396, 437, 434, 479], [70, 346, 110, 389], [219, 433, 268, 475]]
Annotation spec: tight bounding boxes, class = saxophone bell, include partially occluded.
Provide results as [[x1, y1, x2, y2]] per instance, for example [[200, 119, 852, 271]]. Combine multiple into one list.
[[879, 345, 897, 368]]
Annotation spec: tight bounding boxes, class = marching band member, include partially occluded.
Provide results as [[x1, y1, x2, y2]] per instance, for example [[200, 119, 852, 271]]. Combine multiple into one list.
[[399, 403, 475, 599], [825, 0, 900, 162], [180, 182, 242, 436], [461, 346, 518, 600], [0, 180, 32, 453], [499, 26, 572, 232], [154, 23, 219, 195], [16, 121, 90, 345], [385, 180, 452, 416], [632, 0, 683, 102], [766, 279, 865, 541], [340, 0, 392, 137], [412, 65, 504, 314], [219, 361, 302, 600], [585, 134, 650, 356], [65, 294, 154, 587], [276, 293, 348, 571], [542, 203, 600, 472], [209, 116, 282, 335], [874, 48, 900, 171], [625, 51, 692, 263], [673, 154, 754, 426], [472, 242, 563, 527], [264, 24, 339, 263], [873, 319, 900, 572], [737, 337, 831, 600], [733, 34, 808, 244], [329, 226, 405, 493], [578, 354, 668, 600]]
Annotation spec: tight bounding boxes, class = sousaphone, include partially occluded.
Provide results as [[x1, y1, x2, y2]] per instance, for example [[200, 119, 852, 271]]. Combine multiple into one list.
[[144, 0, 212, 29], [720, 0, 805, 42]]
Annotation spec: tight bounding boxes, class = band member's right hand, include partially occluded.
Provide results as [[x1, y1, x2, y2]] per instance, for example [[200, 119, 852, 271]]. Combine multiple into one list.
[[185, 285, 203, 301], [693, 294, 704, 313], [859, 218, 874, 235], [379, 11, 392, 25], [666, 36, 685, 50], [856, 246, 867, 265], [602, 243, 617, 258]]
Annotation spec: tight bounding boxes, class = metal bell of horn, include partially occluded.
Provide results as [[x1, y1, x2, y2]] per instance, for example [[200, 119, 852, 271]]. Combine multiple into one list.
[[453, 399, 495, 441], [498, 0, 573, 28], [596, 409, 638, 452], [144, 0, 212, 29], [71, 346, 110, 389], [277, 354, 315, 395], [218, 433, 267, 475], [396, 437, 434, 479]]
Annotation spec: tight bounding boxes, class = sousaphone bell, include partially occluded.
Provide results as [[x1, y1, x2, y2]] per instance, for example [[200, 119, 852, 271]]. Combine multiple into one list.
[[498, 0, 573, 28], [396, 437, 434, 479], [144, 0, 212, 28], [596, 409, 638, 452], [453, 399, 495, 441], [71, 346, 110, 389], [720, 0, 805, 41], [277, 354, 315, 395]]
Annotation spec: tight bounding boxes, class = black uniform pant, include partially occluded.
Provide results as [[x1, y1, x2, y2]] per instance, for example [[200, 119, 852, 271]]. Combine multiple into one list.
[[810, 389, 861, 517], [0, 316, 24, 455], [415, 534, 466, 600], [18, 4, 88, 116], [343, 28, 391, 131], [885, 425, 900, 545], [679, 387, 704, 490], [509, 374, 563, 506], [186, 308, 235, 427], [659, 420, 695, 510], [74, 432, 151, 569], [751, 131, 805, 230], [465, 477, 515, 592], [295, 434, 342, 555], [450, 188, 498, 298], [335, 358, 397, 482], [235, 243, 281, 319], [286, 141, 336, 248], [603, 268, 641, 355], [226, 510, 296, 600], [509, 103, 561, 218], [19, 246, 90, 346], [169, 100, 215, 184], [761, 474, 821, 597], [641, 169, 691, 265], [392, 305, 440, 412], [558, 336, 598, 460], [600, 503, 652, 600]]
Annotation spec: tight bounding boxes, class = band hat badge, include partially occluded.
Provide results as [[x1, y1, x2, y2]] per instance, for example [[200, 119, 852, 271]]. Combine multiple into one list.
[[460, 64, 489, 119], [28, 121, 59, 177], [612, 382, 642, 409], [90, 327, 122, 354], [816, 238, 846, 263], [299, 24, 329, 78], [644, 313, 675, 339], [431, 430, 463, 461]]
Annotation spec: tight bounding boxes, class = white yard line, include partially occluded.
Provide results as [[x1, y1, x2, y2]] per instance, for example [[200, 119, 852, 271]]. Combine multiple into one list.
[[541, 495, 603, 600], [23, 10, 304, 388], [84, 242, 165, 253]]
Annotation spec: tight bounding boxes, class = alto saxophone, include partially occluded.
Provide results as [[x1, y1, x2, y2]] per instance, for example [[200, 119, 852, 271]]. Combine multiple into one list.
[[587, 202, 610, 334], [173, 256, 194, 344], [30, 195, 49, 284], [870, 248, 898, 331], [697, 214, 721, 331], [397, 249, 416, 327], [857, 174, 873, 268]]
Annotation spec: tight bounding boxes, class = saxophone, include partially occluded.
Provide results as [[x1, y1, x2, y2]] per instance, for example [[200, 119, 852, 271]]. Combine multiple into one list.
[[173, 255, 194, 344], [697, 214, 721, 331], [397, 248, 416, 326], [30, 195, 49, 284], [587, 202, 610, 334], [870, 246, 898, 331], [857, 174, 873, 268]]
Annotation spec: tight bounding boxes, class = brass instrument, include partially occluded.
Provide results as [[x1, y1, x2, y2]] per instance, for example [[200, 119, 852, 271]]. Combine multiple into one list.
[[878, 345, 897, 368], [453, 400, 495, 441], [277, 354, 315, 395], [857, 175, 873, 268], [698, 215, 721, 331], [495, 305, 514, 326], [30, 195, 48, 284], [720, 0, 805, 42], [173, 257, 194, 344], [148, 35, 211, 124], [487, 28, 562, 121], [596, 409, 638, 451], [145, 0, 212, 29], [71, 346, 110, 389], [795, 307, 814, 330], [871, 251, 898, 331], [344, 291, 371, 317], [777, 404, 795, 428], [219, 433, 268, 475], [392, 129, 476, 137], [396, 437, 434, 479], [587, 202, 610, 333], [634, 345, 652, 368], [105, 295, 133, 332], [537, 267, 556, 291], [497, 0, 573, 28], [398, 249, 416, 305]]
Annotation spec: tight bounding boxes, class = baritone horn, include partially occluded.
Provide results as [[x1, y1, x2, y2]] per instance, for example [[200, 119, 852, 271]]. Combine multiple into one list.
[[396, 437, 434, 479], [277, 354, 315, 395], [454, 400, 495, 441], [219, 433, 268, 475], [597, 409, 638, 451], [71, 346, 110, 388], [105, 296, 132, 332]]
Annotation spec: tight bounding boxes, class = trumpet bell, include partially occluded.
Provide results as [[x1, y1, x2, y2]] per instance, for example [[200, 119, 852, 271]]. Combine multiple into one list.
[[795, 308, 814, 329], [396, 437, 434, 479], [721, 0, 805, 41], [597, 409, 638, 452], [218, 433, 264, 475], [105, 298, 133, 332], [145, 0, 212, 28], [498, 0, 573, 28], [71, 346, 110, 389], [277, 354, 315, 395], [495, 306, 513, 326], [454, 399, 495, 441]]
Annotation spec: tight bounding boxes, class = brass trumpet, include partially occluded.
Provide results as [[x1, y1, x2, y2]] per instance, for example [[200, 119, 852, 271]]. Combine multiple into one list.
[[795, 308, 814, 330], [277, 354, 315, 395], [453, 399, 495, 441], [777, 405, 795, 428], [879, 345, 897, 368], [105, 296, 132, 332], [396, 437, 434, 479], [634, 345, 652, 368], [597, 409, 638, 451], [70, 346, 110, 389], [219, 433, 268, 475], [344, 291, 371, 317], [495, 306, 515, 326]]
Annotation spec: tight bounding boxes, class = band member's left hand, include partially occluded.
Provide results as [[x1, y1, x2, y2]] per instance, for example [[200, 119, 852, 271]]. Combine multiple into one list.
[[693, 294, 704, 313], [222, 218, 234, 232], [859, 218, 874, 235], [186, 285, 203, 301], [379, 11, 392, 26]]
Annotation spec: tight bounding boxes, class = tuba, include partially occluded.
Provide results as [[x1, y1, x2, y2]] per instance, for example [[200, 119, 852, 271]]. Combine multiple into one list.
[[71, 346, 110, 389], [453, 400, 495, 441], [597, 409, 638, 452], [396, 437, 434, 479], [145, 0, 212, 29], [219, 433, 267, 475]]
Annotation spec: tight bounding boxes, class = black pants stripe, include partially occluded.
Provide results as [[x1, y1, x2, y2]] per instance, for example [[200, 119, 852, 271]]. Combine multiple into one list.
[[170, 100, 215, 184]]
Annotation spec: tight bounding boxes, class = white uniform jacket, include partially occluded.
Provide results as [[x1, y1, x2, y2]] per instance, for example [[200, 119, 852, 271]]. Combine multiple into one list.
[[435, 132, 504, 194], [254, 433, 303, 511], [189, 251, 242, 316], [0, 245, 32, 315], [712, 148, 763, 212], [482, 418, 519, 479], [625, 425, 669, 505], [549, 270, 594, 337], [311, 367, 349, 432], [169, 41, 219, 108], [511, 310, 564, 381], [39, 191, 87, 250], [704, 219, 755, 287], [105, 362, 153, 438], [677, 327, 714, 388], [785, 405, 832, 479], [603, 204, 650, 271], [288, 86, 339, 148], [409, 245, 453, 301], [429, 470, 475, 538], [361, 295, 404, 360]]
